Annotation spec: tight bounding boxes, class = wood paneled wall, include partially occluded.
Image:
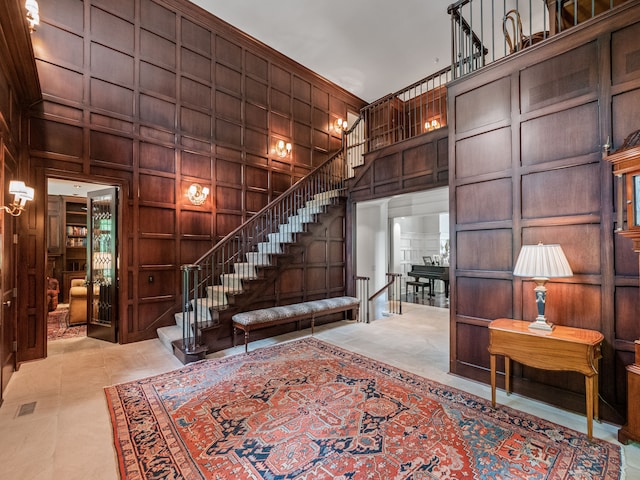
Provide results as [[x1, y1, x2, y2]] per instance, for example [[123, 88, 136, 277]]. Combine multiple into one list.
[[447, 3, 640, 422], [21, 0, 365, 359], [0, 0, 41, 388]]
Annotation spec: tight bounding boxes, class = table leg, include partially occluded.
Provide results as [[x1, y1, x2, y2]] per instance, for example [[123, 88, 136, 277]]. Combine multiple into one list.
[[585, 375, 594, 440], [505, 356, 511, 396], [490, 354, 496, 407], [594, 373, 599, 421]]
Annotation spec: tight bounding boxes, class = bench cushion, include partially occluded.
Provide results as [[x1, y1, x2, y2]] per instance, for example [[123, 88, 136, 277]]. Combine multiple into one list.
[[232, 303, 314, 327], [232, 296, 360, 327], [305, 296, 359, 313]]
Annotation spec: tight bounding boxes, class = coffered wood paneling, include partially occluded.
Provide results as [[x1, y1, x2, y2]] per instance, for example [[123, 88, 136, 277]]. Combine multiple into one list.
[[20, 0, 365, 353], [447, 4, 640, 423]]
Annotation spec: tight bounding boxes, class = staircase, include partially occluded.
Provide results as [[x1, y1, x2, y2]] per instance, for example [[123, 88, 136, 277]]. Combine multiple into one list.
[[157, 150, 350, 359]]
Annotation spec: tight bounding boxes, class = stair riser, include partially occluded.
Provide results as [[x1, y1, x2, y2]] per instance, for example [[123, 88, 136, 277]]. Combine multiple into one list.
[[257, 242, 282, 254]]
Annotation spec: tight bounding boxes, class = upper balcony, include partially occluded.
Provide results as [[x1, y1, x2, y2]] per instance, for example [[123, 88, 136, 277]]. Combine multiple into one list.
[[346, 0, 630, 163]]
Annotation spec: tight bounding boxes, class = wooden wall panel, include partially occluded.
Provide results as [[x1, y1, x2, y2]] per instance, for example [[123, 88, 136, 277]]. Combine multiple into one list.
[[520, 42, 597, 113], [35, 23, 83, 68], [91, 6, 134, 52], [521, 164, 600, 219], [139, 94, 175, 129], [403, 143, 435, 175], [456, 278, 513, 320], [138, 239, 176, 266], [523, 224, 601, 274], [140, 142, 174, 173], [181, 211, 212, 236], [138, 269, 176, 298], [30, 119, 83, 157], [614, 235, 639, 276], [611, 20, 640, 85], [455, 77, 510, 133], [615, 286, 640, 342], [456, 179, 512, 224], [139, 207, 175, 234], [141, 61, 176, 98], [611, 88, 640, 147], [39, 72, 81, 112], [139, 174, 175, 203], [456, 128, 511, 178], [456, 230, 513, 271], [181, 18, 210, 53], [90, 79, 134, 116], [520, 103, 599, 166], [182, 48, 211, 81], [521, 283, 602, 331]]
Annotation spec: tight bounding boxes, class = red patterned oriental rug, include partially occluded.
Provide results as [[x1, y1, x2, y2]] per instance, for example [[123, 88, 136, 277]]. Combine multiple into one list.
[[104, 338, 621, 479], [47, 306, 86, 341]]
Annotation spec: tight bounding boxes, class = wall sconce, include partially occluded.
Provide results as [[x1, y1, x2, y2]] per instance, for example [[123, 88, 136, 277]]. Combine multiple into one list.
[[187, 183, 209, 206], [513, 242, 573, 331], [275, 140, 292, 158], [3, 180, 34, 216], [25, 0, 40, 33], [424, 119, 441, 132], [334, 118, 348, 133]]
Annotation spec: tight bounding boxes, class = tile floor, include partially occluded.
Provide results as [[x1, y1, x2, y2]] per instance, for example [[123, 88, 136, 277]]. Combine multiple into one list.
[[1, 303, 638, 479]]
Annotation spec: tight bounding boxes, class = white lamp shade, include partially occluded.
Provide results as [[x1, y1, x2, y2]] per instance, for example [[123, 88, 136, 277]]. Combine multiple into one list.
[[513, 243, 573, 278]]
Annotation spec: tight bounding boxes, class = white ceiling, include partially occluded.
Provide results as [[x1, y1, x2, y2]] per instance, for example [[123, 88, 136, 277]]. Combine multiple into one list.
[[190, 0, 454, 102], [47, 178, 110, 198]]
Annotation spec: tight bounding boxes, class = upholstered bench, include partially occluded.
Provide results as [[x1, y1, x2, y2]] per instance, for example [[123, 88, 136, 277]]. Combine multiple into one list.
[[232, 296, 360, 352]]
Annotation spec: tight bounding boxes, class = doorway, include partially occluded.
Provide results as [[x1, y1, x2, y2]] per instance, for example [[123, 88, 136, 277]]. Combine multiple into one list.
[[354, 186, 450, 316], [46, 178, 117, 343]]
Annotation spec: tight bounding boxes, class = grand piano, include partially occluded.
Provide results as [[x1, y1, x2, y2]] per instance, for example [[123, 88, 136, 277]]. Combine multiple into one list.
[[407, 264, 450, 298]]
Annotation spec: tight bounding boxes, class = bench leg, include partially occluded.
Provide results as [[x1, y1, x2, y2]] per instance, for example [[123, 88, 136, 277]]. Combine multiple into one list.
[[233, 326, 237, 347], [311, 315, 315, 336], [244, 331, 249, 353]]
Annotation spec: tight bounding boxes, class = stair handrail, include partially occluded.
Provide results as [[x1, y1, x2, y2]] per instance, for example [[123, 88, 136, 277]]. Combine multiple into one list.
[[368, 272, 403, 321]]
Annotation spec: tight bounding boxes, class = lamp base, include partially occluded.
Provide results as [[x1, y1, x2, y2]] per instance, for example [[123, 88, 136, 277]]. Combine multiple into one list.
[[528, 317, 554, 331]]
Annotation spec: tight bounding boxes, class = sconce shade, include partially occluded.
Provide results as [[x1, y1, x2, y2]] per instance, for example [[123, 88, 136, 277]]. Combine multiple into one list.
[[513, 243, 573, 279], [513, 243, 572, 331], [187, 183, 209, 206], [275, 140, 292, 157], [334, 118, 348, 133], [25, 0, 40, 32], [4, 180, 35, 216]]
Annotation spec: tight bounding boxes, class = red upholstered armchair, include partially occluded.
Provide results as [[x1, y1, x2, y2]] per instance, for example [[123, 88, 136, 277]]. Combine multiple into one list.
[[47, 277, 59, 312]]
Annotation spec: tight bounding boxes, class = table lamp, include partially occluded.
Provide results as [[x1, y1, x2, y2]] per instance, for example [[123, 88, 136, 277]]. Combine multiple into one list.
[[513, 243, 573, 331]]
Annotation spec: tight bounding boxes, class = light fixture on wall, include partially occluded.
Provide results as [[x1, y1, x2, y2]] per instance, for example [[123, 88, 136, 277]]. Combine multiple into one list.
[[334, 118, 348, 133], [187, 183, 209, 206], [513, 242, 573, 331], [25, 0, 40, 33], [275, 140, 292, 158], [3, 180, 35, 216], [424, 119, 440, 132]]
